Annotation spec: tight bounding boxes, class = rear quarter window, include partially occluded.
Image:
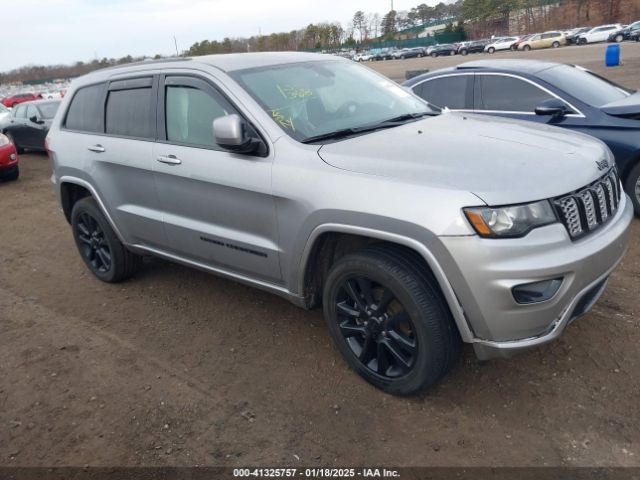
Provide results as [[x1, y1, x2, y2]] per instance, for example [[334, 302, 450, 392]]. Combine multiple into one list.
[[65, 83, 105, 133]]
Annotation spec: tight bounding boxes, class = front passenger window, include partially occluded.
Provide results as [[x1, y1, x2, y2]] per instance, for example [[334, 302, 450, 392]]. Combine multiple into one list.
[[166, 86, 231, 148]]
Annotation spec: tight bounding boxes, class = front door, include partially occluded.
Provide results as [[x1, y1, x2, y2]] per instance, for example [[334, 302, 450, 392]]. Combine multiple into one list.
[[152, 74, 281, 283]]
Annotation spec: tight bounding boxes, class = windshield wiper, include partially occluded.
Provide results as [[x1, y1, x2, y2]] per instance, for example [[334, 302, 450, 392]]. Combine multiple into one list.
[[301, 111, 436, 144]]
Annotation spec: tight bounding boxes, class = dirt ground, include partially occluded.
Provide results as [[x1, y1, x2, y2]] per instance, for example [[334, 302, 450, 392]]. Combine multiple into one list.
[[1, 43, 639, 468]]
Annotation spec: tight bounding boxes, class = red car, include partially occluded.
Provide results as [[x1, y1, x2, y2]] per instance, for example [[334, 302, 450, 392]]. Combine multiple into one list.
[[1, 92, 42, 108], [0, 133, 19, 181]]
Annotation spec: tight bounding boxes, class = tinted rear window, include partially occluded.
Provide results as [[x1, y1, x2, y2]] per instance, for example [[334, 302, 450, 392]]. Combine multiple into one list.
[[65, 84, 105, 132], [105, 87, 153, 139]]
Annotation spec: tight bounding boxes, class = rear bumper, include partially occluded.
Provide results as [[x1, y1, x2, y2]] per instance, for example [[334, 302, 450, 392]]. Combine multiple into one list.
[[439, 194, 633, 360]]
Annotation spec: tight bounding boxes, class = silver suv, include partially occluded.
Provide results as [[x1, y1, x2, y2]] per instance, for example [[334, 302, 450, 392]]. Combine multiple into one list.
[[47, 53, 633, 395]]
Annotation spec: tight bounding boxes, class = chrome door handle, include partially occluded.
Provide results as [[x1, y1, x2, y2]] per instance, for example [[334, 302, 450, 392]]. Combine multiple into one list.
[[87, 144, 105, 153], [156, 155, 182, 165]]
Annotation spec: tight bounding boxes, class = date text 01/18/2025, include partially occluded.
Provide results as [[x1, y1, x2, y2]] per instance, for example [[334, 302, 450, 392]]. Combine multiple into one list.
[[232, 468, 400, 478]]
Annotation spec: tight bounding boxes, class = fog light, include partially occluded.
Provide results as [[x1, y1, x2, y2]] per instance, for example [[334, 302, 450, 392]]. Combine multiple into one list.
[[10, 153, 16, 160], [512, 278, 563, 305]]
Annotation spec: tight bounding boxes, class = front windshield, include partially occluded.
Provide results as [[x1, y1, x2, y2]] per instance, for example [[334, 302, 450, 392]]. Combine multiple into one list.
[[538, 65, 632, 107], [231, 60, 433, 142]]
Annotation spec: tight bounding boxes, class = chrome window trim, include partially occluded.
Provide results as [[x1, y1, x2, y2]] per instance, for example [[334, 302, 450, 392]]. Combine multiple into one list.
[[410, 72, 585, 118]]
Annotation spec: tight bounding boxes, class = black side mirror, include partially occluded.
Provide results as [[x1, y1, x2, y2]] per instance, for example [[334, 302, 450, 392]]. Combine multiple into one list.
[[29, 115, 44, 124], [535, 98, 569, 118]]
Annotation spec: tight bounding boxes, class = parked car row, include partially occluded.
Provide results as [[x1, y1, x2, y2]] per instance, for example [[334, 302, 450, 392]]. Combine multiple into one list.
[[348, 19, 638, 64]]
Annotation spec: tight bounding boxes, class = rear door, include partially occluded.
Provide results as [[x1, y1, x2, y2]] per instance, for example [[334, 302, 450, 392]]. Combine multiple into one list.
[[152, 74, 281, 282], [59, 78, 167, 249]]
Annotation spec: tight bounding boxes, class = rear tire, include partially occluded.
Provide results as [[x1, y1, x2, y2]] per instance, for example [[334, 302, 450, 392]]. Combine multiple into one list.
[[322, 246, 462, 395], [71, 197, 142, 282], [431, 52, 437, 57], [460, 49, 468, 55], [624, 162, 640, 217], [552, 41, 560, 48], [488, 47, 495, 53], [0, 166, 19, 182]]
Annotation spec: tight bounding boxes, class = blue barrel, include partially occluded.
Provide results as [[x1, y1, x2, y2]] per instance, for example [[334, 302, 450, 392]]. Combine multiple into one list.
[[606, 44, 620, 67]]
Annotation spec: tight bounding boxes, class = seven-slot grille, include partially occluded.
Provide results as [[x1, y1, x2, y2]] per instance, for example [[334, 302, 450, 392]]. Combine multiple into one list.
[[553, 168, 621, 240]]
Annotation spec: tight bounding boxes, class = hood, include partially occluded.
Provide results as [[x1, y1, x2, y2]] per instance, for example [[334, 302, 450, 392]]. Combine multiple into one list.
[[317, 112, 611, 206], [601, 91, 640, 118]]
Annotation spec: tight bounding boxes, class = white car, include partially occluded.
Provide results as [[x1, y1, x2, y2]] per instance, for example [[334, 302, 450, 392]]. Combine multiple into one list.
[[0, 104, 10, 124], [353, 52, 374, 62], [577, 24, 623, 44], [484, 37, 519, 53]]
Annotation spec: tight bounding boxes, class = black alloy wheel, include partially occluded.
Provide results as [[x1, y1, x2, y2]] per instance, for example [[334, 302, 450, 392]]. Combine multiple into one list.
[[334, 275, 418, 379], [76, 211, 112, 275], [323, 247, 462, 395], [71, 197, 141, 282]]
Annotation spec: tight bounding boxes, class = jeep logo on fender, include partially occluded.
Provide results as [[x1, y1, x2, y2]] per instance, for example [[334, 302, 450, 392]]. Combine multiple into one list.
[[596, 159, 609, 171]]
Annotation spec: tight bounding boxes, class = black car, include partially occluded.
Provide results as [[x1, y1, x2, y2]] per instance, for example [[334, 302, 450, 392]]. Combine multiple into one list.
[[457, 40, 490, 55], [565, 27, 591, 44], [632, 29, 640, 41], [392, 47, 425, 59], [608, 21, 640, 42], [403, 60, 640, 214], [428, 44, 457, 57], [1, 100, 60, 152]]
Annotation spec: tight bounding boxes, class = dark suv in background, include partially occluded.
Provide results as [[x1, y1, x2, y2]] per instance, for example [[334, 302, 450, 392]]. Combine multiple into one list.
[[457, 40, 490, 55]]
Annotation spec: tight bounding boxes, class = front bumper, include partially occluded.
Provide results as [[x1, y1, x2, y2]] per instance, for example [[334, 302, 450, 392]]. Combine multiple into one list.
[[439, 194, 633, 360], [0, 144, 18, 169]]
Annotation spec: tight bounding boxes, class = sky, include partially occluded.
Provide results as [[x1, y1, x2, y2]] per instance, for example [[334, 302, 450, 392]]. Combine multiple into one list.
[[1, 0, 433, 72]]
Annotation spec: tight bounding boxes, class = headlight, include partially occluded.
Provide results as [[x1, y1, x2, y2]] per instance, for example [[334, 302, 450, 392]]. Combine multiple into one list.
[[464, 200, 557, 238], [0, 134, 8, 147]]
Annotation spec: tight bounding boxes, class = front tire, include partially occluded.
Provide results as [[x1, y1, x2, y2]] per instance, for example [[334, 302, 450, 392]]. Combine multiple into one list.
[[430, 52, 437, 57], [460, 49, 468, 55], [322, 247, 461, 395], [624, 162, 640, 216], [488, 47, 495, 54], [0, 166, 19, 182], [615, 34, 623, 42], [523, 44, 531, 51], [71, 197, 142, 282], [552, 41, 560, 48]]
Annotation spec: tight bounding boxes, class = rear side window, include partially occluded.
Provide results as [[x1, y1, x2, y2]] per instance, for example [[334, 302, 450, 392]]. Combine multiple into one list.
[[414, 75, 470, 110], [65, 84, 105, 132], [475, 75, 553, 112], [105, 86, 154, 139]]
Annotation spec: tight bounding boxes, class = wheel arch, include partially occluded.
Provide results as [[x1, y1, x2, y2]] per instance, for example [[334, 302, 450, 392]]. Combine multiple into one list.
[[297, 224, 474, 342], [58, 176, 127, 243]]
